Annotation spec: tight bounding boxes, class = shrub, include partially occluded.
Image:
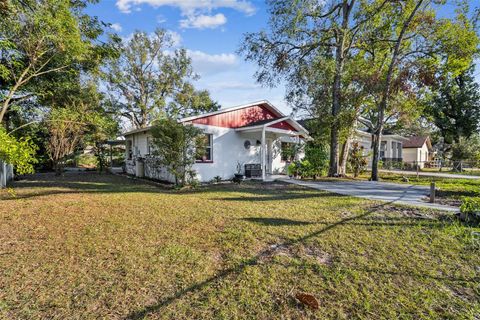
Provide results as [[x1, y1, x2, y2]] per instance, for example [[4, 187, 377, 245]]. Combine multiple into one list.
[[303, 144, 329, 178], [151, 118, 205, 187], [211, 175, 222, 184], [460, 197, 480, 221], [0, 127, 37, 175], [348, 142, 368, 177]]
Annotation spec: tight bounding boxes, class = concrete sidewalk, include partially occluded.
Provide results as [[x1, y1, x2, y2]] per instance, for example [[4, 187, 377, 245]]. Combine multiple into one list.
[[281, 179, 459, 212]]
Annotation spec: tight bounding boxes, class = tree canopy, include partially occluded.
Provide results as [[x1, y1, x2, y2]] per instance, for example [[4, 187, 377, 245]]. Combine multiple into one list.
[[105, 29, 219, 129]]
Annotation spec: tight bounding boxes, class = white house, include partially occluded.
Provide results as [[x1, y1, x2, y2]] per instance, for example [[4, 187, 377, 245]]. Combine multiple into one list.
[[352, 129, 409, 166], [123, 101, 310, 182], [402, 136, 433, 168]]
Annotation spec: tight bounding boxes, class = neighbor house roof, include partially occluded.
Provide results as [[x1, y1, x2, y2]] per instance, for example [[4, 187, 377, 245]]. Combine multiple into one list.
[[403, 136, 433, 150]]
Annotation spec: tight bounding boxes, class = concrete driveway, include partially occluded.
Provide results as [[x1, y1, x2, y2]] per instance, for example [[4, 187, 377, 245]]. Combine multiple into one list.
[[281, 179, 459, 212]]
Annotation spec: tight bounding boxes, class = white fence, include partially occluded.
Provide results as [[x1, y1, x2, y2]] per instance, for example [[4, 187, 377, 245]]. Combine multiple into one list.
[[0, 161, 14, 188]]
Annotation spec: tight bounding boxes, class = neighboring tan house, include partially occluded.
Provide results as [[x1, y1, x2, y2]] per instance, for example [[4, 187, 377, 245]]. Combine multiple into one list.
[[123, 101, 310, 182], [352, 129, 409, 167], [402, 136, 434, 168]]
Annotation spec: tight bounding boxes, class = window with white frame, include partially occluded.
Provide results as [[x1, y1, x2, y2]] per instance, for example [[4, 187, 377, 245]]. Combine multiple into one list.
[[380, 141, 387, 158], [196, 134, 213, 162]]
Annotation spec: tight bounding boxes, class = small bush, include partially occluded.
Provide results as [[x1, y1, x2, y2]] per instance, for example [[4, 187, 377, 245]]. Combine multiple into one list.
[[460, 197, 480, 221], [347, 142, 368, 177], [76, 154, 98, 168], [211, 176, 222, 184]]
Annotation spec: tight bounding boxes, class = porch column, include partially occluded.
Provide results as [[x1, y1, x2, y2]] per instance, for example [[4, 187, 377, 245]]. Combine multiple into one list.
[[261, 126, 266, 181]]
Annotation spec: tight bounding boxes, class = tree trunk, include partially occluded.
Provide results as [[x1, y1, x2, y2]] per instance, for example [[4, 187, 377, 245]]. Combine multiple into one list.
[[328, 0, 356, 177], [371, 128, 382, 181], [370, 0, 424, 181], [339, 137, 351, 176], [54, 161, 63, 176]]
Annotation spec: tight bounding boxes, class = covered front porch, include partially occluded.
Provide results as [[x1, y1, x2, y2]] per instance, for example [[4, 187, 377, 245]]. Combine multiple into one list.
[[235, 116, 310, 181]]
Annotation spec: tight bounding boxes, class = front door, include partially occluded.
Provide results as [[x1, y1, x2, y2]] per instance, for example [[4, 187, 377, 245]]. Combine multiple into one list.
[[266, 139, 273, 174]]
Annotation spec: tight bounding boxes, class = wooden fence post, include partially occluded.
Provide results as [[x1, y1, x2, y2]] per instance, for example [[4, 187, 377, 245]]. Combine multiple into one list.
[[430, 182, 436, 203]]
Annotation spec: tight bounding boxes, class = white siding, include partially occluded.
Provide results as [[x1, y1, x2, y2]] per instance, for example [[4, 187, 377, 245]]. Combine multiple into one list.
[[124, 124, 303, 182]]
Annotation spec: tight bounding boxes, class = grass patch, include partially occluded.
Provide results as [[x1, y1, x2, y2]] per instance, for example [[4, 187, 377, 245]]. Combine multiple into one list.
[[0, 173, 479, 319], [373, 173, 480, 204]]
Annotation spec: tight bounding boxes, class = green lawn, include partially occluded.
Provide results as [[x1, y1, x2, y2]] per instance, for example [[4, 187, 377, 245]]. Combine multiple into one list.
[[1, 173, 479, 319], [373, 173, 480, 205]]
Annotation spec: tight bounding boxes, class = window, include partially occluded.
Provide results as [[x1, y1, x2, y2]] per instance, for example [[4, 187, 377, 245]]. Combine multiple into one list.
[[126, 140, 133, 160], [397, 142, 402, 159], [196, 134, 213, 162], [146, 137, 152, 155], [380, 141, 387, 158], [281, 142, 294, 162], [391, 141, 397, 159]]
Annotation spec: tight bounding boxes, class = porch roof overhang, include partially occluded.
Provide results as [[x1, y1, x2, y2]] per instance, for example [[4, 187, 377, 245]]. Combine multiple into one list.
[[234, 117, 312, 140]]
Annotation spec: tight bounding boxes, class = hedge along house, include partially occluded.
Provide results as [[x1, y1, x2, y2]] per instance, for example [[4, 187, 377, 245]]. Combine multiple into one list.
[[123, 101, 311, 182]]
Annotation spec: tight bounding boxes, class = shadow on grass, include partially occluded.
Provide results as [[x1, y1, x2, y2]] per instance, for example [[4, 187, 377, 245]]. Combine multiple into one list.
[[124, 202, 385, 319], [2, 172, 336, 203], [241, 217, 313, 226], [211, 192, 345, 202], [126, 201, 477, 319]]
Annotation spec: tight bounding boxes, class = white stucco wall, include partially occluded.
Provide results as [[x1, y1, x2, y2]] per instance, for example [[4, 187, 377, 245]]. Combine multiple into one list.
[[403, 143, 430, 167], [402, 148, 417, 163], [124, 124, 302, 182]]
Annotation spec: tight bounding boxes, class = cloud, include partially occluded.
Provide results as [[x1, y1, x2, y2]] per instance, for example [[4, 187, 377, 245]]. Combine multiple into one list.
[[116, 0, 255, 15], [180, 13, 227, 29], [205, 81, 260, 91], [187, 50, 238, 75], [166, 30, 182, 46], [110, 23, 123, 32]]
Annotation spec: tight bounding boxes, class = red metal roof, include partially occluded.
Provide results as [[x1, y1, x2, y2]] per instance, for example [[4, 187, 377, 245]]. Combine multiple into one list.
[[190, 103, 282, 128]]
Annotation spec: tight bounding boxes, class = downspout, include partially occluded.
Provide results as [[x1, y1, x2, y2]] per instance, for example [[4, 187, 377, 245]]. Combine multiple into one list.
[[261, 125, 266, 181]]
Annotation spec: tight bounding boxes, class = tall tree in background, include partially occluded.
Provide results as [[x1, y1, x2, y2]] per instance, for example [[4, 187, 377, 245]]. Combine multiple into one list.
[[105, 29, 219, 129], [0, 0, 102, 124], [0, 0, 112, 177], [240, 0, 388, 176], [357, 0, 478, 180], [426, 66, 480, 166]]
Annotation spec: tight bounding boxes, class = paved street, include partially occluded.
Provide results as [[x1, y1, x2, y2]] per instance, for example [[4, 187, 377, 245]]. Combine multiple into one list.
[[282, 179, 459, 212]]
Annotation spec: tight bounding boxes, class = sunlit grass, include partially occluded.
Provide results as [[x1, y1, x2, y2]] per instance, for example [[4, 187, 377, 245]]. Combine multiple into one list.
[[0, 173, 478, 319]]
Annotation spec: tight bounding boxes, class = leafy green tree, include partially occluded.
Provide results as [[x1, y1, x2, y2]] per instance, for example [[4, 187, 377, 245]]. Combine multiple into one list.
[[150, 118, 206, 187], [0, 0, 114, 174], [240, 0, 388, 177], [356, 1, 478, 180], [45, 106, 87, 175], [427, 66, 480, 146], [0, 126, 37, 174], [105, 29, 218, 128], [0, 0, 100, 124]]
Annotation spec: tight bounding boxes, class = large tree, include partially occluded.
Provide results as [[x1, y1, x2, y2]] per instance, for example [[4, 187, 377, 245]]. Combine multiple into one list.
[[0, 0, 104, 124], [105, 29, 218, 129], [357, 0, 478, 180], [240, 0, 388, 176], [0, 0, 112, 177], [427, 66, 480, 145]]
